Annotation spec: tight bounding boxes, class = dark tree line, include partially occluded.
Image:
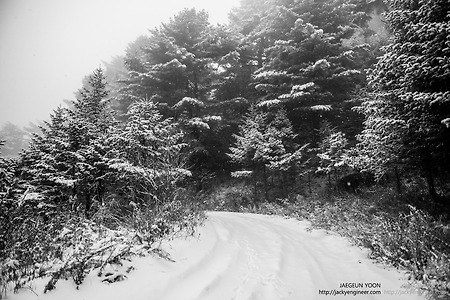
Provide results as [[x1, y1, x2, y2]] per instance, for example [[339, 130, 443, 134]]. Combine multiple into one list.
[[103, 1, 380, 199], [1, 0, 449, 231]]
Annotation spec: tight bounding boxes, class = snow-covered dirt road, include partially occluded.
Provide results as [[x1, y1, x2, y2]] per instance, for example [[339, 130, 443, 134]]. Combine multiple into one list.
[[10, 212, 425, 300]]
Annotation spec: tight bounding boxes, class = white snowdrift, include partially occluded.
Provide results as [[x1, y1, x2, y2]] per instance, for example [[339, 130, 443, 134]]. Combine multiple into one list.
[[8, 212, 425, 300]]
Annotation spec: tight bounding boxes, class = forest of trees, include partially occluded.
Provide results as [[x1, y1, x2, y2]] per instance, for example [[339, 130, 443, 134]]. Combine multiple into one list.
[[1, 0, 449, 298]]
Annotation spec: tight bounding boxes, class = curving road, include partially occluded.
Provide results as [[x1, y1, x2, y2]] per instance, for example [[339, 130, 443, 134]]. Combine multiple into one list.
[[148, 212, 425, 300], [10, 212, 426, 300]]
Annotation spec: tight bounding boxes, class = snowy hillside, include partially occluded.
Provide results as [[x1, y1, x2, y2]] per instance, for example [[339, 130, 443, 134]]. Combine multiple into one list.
[[8, 212, 425, 300]]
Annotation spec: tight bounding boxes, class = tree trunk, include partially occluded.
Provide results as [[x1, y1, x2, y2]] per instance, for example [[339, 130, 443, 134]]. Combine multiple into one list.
[[257, 37, 266, 68], [308, 172, 312, 194], [394, 166, 402, 194], [85, 192, 91, 218], [425, 169, 438, 201], [253, 173, 258, 205], [193, 70, 199, 99], [327, 172, 332, 193], [423, 151, 438, 201], [97, 179, 105, 206], [263, 165, 268, 201]]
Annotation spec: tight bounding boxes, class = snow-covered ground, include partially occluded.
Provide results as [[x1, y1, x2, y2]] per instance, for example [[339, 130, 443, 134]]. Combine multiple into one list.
[[8, 212, 425, 300]]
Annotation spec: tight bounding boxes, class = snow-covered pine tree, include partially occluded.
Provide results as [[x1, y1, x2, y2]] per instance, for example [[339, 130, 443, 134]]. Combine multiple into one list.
[[107, 99, 190, 208], [0, 140, 14, 193], [20, 68, 116, 217], [67, 68, 117, 216], [20, 106, 75, 209], [72, 67, 114, 136], [229, 106, 305, 201], [316, 121, 349, 186], [235, 0, 372, 141], [116, 9, 246, 186], [118, 8, 212, 110], [264, 108, 307, 197], [356, 0, 450, 200], [0, 140, 18, 260]]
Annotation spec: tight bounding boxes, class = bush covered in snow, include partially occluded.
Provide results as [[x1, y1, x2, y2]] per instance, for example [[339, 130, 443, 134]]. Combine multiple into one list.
[[0, 194, 204, 298]]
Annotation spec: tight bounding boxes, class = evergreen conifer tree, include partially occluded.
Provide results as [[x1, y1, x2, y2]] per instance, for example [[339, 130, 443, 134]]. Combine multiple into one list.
[[355, 0, 450, 201], [107, 99, 190, 207], [21, 68, 115, 217], [229, 106, 305, 201]]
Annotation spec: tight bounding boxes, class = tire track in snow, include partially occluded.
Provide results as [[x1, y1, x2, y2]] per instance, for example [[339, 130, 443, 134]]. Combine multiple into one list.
[[152, 217, 242, 299], [223, 213, 287, 300], [157, 212, 425, 300], [9, 212, 426, 300]]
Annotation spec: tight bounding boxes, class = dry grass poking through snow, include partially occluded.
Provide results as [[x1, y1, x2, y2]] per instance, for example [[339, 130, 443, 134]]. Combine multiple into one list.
[[0, 200, 205, 299]]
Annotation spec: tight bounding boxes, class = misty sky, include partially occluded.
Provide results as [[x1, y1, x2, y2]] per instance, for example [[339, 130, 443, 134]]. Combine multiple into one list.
[[0, 0, 240, 127]]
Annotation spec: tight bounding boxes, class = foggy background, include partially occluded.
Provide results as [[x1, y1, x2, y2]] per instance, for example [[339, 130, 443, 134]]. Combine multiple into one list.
[[0, 0, 240, 127]]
